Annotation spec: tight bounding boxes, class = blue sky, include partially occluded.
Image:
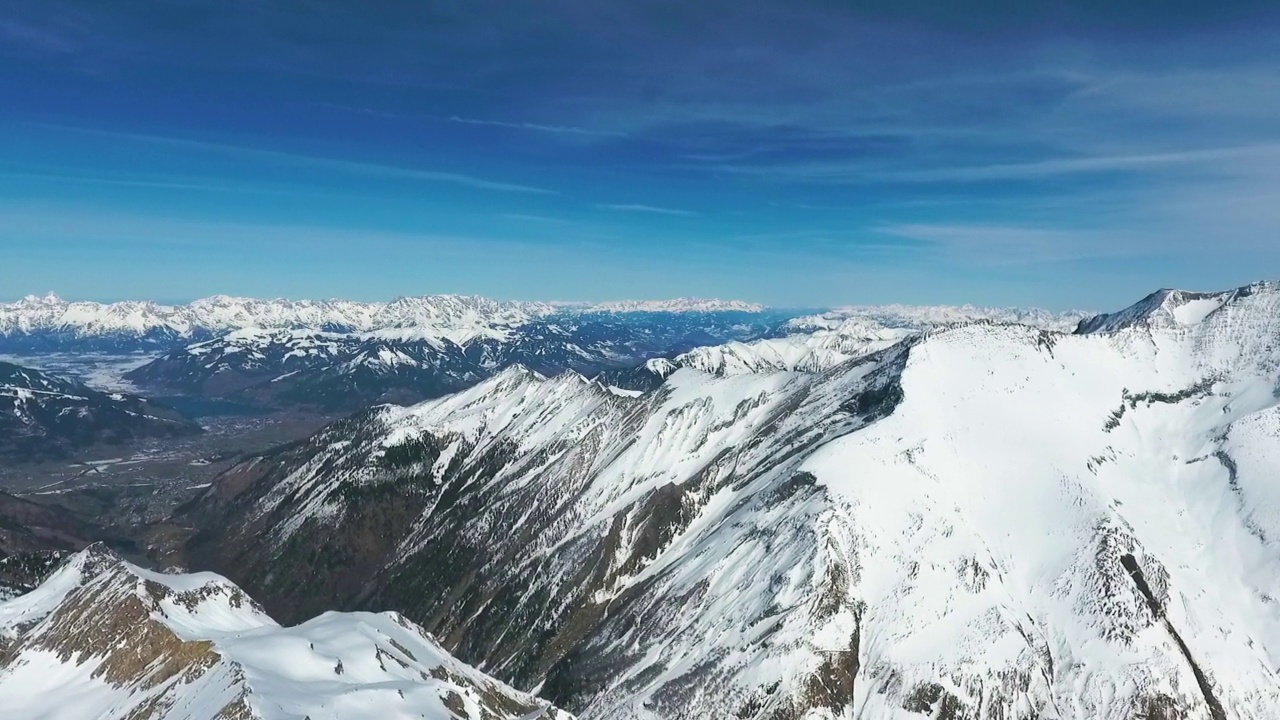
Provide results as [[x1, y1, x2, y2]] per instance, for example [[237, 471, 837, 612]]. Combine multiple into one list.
[[2, 1, 1279, 309]]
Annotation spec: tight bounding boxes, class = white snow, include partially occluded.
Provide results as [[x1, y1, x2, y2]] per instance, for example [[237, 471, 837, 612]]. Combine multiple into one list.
[[561, 298, 765, 313], [788, 303, 1091, 333], [0, 548, 570, 720], [670, 318, 912, 375], [0, 293, 769, 346]]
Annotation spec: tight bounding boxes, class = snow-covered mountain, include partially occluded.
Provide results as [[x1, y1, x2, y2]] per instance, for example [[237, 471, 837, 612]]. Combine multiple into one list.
[[606, 306, 1080, 390], [602, 304, 1089, 388], [123, 312, 784, 411], [0, 293, 770, 353], [177, 281, 1280, 719], [786, 302, 1091, 334], [2, 293, 1094, 414], [0, 360, 201, 460], [560, 298, 765, 313], [121, 329, 483, 411], [0, 545, 571, 720], [0, 293, 556, 352], [1073, 286, 1252, 334], [647, 316, 915, 379], [0, 293, 1087, 356]]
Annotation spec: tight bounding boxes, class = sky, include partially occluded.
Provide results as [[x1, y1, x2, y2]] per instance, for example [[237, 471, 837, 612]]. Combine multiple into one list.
[[2, 1, 1279, 310]]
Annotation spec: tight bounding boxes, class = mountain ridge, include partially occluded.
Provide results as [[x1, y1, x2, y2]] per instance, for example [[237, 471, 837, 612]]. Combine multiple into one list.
[[0, 292, 1089, 354], [0, 294, 768, 351], [0, 544, 572, 720]]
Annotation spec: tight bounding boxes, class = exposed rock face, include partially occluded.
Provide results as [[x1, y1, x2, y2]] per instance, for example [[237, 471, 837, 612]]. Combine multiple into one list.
[[176, 283, 1280, 719], [0, 545, 571, 720]]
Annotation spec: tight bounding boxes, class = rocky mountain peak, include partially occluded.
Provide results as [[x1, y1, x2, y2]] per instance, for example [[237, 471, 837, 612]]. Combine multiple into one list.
[[1, 546, 573, 720]]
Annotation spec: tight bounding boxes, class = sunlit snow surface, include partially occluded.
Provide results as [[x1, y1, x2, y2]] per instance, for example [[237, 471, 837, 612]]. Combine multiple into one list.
[[0, 293, 768, 349], [799, 283, 1280, 718], [0, 548, 570, 720], [659, 303, 1087, 377]]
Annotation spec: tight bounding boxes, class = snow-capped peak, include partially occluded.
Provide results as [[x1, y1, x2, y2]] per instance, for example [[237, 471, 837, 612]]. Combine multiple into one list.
[[0, 545, 571, 720], [0, 293, 769, 350], [787, 302, 1092, 333], [1075, 281, 1278, 334], [17, 293, 63, 306]]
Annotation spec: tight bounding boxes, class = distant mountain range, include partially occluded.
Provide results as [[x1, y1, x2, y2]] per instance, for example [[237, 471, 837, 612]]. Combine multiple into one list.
[[0, 293, 1091, 412], [0, 292, 1088, 352], [0, 293, 768, 352], [119, 311, 787, 411]]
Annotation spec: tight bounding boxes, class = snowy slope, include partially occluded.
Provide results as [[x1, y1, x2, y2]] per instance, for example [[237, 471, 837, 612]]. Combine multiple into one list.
[[0, 545, 571, 720], [796, 282, 1280, 719], [640, 305, 1085, 381], [666, 316, 913, 376], [177, 281, 1280, 719], [1073, 286, 1245, 334]]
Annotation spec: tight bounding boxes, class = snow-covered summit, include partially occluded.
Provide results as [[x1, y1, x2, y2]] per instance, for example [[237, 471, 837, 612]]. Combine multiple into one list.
[[0, 545, 571, 720], [1075, 281, 1278, 334], [669, 317, 913, 375], [655, 302, 1083, 379], [788, 302, 1092, 333]]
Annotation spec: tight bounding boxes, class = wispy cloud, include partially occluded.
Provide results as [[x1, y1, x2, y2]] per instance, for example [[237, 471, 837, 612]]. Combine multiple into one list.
[[884, 144, 1280, 183], [447, 116, 626, 137], [598, 203, 699, 217], [0, 18, 78, 54], [0, 200, 558, 253], [310, 104, 627, 138], [0, 167, 348, 197], [498, 213, 577, 225], [32, 124, 558, 195], [0, 169, 243, 193], [711, 143, 1280, 184], [877, 223, 1146, 265]]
